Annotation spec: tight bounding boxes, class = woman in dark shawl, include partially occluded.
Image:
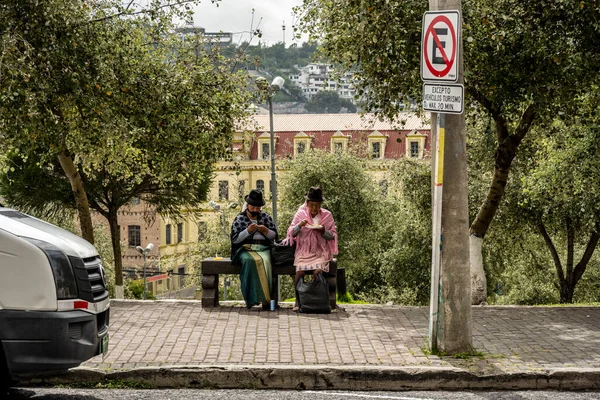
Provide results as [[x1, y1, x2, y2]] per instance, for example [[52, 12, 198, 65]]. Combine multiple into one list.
[[230, 189, 278, 308]]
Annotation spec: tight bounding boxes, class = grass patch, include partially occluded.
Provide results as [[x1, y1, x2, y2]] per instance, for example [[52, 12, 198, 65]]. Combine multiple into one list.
[[337, 292, 368, 304], [59, 379, 152, 389], [422, 343, 487, 360], [452, 350, 485, 360], [283, 292, 368, 305]]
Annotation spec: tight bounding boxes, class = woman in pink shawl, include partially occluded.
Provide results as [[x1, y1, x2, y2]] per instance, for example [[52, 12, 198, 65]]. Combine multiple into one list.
[[286, 187, 338, 311]]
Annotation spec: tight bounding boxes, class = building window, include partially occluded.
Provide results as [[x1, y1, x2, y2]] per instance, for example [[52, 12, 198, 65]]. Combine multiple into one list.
[[293, 132, 311, 157], [256, 180, 264, 193], [128, 225, 141, 247], [129, 197, 140, 205], [177, 223, 183, 243], [410, 141, 420, 158], [198, 222, 207, 241], [331, 132, 349, 154], [372, 142, 381, 158], [218, 180, 229, 201], [165, 224, 172, 245], [261, 142, 270, 160], [404, 132, 426, 159]]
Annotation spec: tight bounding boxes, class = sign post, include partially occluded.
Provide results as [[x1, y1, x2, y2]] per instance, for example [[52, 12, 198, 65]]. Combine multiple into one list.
[[422, 8, 471, 353]]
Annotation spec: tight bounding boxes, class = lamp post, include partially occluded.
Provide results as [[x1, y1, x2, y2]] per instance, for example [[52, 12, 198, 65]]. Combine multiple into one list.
[[256, 76, 285, 305], [135, 243, 154, 300], [255, 76, 285, 228]]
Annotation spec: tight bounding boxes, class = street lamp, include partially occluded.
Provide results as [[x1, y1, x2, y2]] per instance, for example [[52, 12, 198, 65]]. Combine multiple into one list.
[[135, 243, 154, 300], [255, 76, 285, 228]]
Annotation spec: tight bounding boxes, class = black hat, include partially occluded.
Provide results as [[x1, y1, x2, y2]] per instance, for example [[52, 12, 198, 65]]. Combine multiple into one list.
[[245, 189, 265, 207], [305, 186, 324, 202]]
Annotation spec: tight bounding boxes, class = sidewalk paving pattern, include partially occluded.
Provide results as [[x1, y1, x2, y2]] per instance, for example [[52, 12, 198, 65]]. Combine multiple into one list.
[[34, 301, 600, 390]]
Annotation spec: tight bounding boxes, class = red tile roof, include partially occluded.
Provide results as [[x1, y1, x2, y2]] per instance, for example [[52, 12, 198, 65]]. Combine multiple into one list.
[[246, 113, 431, 160]]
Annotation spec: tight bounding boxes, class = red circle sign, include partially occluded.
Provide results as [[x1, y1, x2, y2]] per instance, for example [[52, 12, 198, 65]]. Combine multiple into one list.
[[424, 15, 457, 78]]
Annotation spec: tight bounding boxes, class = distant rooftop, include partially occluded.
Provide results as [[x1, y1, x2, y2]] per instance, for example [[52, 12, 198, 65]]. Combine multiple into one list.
[[250, 113, 430, 132]]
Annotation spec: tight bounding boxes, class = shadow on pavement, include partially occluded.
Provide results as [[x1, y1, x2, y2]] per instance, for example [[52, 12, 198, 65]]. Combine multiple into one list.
[[6, 388, 101, 400]]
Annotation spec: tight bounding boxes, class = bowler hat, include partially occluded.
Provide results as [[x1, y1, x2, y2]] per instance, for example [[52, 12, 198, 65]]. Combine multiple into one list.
[[245, 189, 265, 207], [305, 186, 324, 202]]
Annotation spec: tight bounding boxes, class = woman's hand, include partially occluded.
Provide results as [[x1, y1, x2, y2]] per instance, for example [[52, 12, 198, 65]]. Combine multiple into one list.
[[299, 219, 309, 227], [248, 223, 258, 233], [257, 225, 269, 235]]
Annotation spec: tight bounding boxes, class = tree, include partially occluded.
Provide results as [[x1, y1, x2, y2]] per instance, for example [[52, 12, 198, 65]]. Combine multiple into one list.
[[377, 158, 432, 305], [466, 91, 600, 304], [0, 0, 251, 296], [295, 0, 600, 303], [305, 90, 357, 113], [518, 120, 600, 303], [278, 150, 385, 297]]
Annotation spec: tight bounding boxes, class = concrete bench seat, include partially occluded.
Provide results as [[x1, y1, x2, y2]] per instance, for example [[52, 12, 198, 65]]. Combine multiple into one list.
[[201, 258, 338, 310]]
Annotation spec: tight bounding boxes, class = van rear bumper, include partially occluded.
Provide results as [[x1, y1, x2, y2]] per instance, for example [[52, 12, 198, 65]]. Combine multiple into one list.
[[0, 308, 109, 378]]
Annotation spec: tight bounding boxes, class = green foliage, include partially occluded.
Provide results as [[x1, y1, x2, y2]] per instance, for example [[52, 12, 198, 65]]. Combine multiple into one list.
[[240, 42, 318, 71], [0, 0, 251, 212], [305, 90, 357, 114], [127, 280, 156, 300], [279, 149, 384, 297], [0, 0, 252, 287], [375, 158, 432, 305], [278, 150, 433, 305], [69, 379, 151, 389], [297, 0, 600, 122], [469, 111, 600, 305], [297, 1, 600, 306]]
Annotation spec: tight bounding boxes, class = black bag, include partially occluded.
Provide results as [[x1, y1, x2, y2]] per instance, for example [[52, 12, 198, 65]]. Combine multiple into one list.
[[297, 273, 331, 314], [271, 240, 296, 267]]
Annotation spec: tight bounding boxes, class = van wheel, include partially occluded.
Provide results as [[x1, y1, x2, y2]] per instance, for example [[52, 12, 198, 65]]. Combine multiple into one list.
[[0, 343, 13, 394]]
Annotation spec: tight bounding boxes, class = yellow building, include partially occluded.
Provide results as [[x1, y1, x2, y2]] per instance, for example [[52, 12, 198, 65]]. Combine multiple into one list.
[[118, 112, 431, 296]]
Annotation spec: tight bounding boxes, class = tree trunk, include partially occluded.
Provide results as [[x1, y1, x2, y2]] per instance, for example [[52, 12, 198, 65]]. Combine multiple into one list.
[[468, 104, 537, 305], [469, 148, 513, 304], [469, 235, 486, 304], [560, 281, 573, 304], [536, 220, 600, 304], [107, 208, 124, 299], [57, 151, 94, 244]]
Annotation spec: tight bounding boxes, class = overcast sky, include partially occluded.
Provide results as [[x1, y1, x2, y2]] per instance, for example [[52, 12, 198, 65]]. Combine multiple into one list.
[[190, 0, 308, 47]]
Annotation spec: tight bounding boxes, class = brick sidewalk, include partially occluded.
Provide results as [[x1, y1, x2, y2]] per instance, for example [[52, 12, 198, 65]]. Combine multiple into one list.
[[84, 301, 600, 375]]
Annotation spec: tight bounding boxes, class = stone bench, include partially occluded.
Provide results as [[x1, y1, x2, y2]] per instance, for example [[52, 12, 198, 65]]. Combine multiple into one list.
[[201, 258, 338, 310]]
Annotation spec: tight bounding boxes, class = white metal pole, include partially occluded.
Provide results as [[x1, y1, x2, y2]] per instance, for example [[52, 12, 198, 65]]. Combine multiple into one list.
[[143, 253, 147, 300], [429, 113, 445, 352], [268, 96, 280, 304], [268, 96, 278, 228]]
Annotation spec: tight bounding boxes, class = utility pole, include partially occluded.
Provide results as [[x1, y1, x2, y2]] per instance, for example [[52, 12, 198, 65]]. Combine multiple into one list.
[[282, 21, 286, 47], [426, 0, 472, 354]]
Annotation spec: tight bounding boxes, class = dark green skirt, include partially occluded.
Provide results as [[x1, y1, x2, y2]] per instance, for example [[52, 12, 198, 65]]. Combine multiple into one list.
[[232, 244, 273, 308]]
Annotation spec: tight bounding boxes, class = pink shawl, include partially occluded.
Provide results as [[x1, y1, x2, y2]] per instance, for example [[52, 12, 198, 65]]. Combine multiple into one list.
[[286, 203, 338, 260]]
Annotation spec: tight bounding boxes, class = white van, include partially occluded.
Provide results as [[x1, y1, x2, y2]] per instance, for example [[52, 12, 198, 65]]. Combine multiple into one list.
[[0, 207, 110, 390]]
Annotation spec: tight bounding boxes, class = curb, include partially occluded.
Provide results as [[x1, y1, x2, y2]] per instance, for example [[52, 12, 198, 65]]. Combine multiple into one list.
[[20, 366, 600, 391]]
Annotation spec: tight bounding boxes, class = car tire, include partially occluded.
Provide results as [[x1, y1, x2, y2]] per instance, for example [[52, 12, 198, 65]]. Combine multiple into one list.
[[0, 343, 14, 395]]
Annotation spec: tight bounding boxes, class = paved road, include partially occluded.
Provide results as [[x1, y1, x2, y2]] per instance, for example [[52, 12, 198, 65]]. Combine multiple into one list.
[[21, 301, 600, 390], [7, 388, 600, 400]]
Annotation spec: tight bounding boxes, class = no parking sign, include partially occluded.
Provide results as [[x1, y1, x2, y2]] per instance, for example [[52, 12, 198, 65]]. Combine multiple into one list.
[[421, 11, 460, 82]]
